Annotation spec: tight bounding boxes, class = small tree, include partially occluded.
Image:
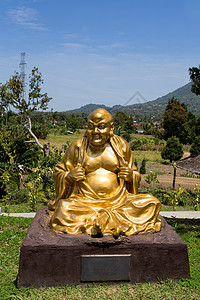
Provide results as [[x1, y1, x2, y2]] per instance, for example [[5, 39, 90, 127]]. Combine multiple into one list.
[[0, 67, 51, 115], [190, 136, 200, 155], [162, 97, 189, 143], [189, 65, 200, 96], [134, 159, 138, 168], [140, 158, 146, 174], [161, 137, 183, 189], [0, 67, 52, 155]]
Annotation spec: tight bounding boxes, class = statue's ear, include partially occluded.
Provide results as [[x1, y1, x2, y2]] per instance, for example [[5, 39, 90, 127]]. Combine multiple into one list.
[[110, 122, 114, 136]]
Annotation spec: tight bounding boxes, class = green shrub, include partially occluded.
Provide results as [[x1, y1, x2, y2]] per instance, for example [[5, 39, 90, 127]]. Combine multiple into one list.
[[131, 138, 142, 150], [161, 137, 183, 163], [120, 131, 131, 142], [134, 159, 138, 168], [190, 136, 200, 155], [164, 187, 189, 210], [140, 158, 146, 174], [193, 185, 200, 211], [131, 137, 165, 151], [145, 172, 159, 185]]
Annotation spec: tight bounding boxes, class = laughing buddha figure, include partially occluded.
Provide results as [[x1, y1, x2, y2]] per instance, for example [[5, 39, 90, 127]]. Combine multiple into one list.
[[48, 108, 161, 237]]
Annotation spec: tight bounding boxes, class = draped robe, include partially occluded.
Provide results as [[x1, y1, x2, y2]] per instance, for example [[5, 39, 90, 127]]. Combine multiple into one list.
[[48, 135, 161, 236]]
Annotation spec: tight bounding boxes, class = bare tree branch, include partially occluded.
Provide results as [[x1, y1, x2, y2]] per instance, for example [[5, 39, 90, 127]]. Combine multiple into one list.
[[26, 116, 50, 157], [26, 116, 44, 149]]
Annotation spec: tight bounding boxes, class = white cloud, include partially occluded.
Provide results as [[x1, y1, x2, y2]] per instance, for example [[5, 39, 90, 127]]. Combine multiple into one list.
[[97, 42, 125, 50], [61, 40, 125, 55], [7, 6, 46, 31], [62, 43, 87, 50], [63, 33, 82, 39]]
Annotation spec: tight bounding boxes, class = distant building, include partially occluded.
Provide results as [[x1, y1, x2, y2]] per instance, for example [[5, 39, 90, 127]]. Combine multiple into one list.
[[137, 129, 144, 134]]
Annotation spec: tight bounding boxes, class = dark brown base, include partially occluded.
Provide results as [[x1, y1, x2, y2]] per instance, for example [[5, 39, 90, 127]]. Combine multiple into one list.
[[17, 207, 190, 288]]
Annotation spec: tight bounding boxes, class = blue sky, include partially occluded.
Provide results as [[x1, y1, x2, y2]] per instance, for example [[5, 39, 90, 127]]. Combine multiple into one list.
[[0, 0, 200, 111]]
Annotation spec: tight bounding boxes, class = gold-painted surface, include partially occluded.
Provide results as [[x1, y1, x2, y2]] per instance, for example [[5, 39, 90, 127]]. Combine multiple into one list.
[[48, 109, 161, 236]]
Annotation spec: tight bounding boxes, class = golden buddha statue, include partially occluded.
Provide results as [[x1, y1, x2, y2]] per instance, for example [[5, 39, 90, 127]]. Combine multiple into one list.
[[48, 108, 161, 236]]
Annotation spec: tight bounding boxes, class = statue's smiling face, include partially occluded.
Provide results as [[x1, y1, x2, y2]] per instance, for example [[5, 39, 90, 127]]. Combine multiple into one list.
[[87, 109, 114, 146]]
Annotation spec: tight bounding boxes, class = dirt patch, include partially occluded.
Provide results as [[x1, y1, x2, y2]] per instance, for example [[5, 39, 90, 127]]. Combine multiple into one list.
[[141, 162, 200, 192]]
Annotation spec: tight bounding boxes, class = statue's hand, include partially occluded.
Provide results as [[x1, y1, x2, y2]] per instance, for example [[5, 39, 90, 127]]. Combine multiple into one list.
[[67, 164, 86, 181], [118, 166, 133, 182], [133, 170, 141, 182]]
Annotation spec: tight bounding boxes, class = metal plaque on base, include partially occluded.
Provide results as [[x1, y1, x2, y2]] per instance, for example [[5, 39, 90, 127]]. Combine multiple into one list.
[[81, 254, 131, 282]]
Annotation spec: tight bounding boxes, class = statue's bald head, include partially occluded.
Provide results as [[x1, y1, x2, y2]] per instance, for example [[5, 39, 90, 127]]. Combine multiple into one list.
[[88, 108, 113, 123], [87, 109, 114, 146]]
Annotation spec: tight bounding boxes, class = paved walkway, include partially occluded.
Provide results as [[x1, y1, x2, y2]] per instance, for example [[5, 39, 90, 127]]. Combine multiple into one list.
[[0, 211, 200, 219], [0, 212, 36, 218], [160, 211, 200, 219]]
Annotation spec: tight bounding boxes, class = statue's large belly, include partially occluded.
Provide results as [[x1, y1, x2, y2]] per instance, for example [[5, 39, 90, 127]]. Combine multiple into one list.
[[85, 168, 119, 197]]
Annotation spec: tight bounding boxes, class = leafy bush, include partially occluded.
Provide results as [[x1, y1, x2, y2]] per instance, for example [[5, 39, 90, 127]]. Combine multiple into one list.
[[190, 136, 200, 155], [0, 125, 40, 165], [145, 172, 159, 185], [140, 158, 146, 174], [140, 186, 168, 203], [142, 185, 199, 211], [0, 137, 70, 211], [131, 138, 142, 150], [134, 159, 138, 168], [164, 187, 189, 210], [23, 143, 69, 210], [161, 137, 183, 163], [193, 185, 200, 211], [31, 121, 50, 139], [131, 137, 165, 151], [120, 131, 131, 142]]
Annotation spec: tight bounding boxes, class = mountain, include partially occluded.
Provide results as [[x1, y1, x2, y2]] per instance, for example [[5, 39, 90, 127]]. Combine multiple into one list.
[[66, 82, 200, 121], [68, 103, 111, 114], [142, 82, 200, 115]]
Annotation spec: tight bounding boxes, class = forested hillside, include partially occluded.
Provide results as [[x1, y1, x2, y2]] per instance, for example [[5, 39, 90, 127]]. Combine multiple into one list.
[[66, 82, 200, 121]]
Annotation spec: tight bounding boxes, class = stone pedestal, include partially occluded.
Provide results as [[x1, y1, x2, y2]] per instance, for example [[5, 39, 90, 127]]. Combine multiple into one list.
[[17, 207, 190, 288]]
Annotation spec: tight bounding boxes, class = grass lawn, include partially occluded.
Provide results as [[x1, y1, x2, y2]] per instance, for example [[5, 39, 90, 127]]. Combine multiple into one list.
[[133, 150, 165, 164], [0, 203, 45, 213], [38, 133, 83, 149], [0, 216, 199, 300]]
